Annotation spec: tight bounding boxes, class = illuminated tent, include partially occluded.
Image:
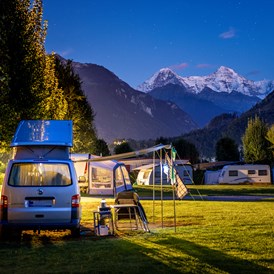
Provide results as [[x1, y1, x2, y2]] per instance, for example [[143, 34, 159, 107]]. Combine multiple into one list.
[[71, 154, 132, 196]]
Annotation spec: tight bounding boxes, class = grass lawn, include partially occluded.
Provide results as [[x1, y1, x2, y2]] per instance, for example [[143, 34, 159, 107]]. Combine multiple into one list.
[[0, 191, 273, 273], [134, 184, 274, 198]]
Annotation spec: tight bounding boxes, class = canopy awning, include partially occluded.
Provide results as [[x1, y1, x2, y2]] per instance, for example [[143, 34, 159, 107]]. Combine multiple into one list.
[[73, 144, 172, 163]]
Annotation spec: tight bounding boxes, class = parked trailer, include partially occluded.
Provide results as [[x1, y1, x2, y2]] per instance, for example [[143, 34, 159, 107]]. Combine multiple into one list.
[[218, 164, 271, 184], [135, 163, 193, 185]]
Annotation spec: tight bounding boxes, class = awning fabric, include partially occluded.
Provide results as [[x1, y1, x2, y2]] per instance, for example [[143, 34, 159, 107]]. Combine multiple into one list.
[[73, 144, 171, 163]]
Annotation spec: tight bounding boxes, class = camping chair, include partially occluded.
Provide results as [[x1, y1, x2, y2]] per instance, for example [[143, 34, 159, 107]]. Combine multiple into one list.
[[112, 191, 149, 232]]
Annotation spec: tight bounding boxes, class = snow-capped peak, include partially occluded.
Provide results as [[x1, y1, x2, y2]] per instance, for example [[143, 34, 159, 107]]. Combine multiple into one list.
[[137, 67, 184, 92], [137, 66, 274, 98]]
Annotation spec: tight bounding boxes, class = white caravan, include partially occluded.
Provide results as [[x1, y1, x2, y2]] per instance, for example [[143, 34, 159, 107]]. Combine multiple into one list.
[[218, 164, 271, 184], [136, 162, 193, 185]]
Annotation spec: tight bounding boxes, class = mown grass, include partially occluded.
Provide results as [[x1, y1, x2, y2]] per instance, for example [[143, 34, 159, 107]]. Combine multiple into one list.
[[134, 184, 274, 198], [0, 195, 273, 273]]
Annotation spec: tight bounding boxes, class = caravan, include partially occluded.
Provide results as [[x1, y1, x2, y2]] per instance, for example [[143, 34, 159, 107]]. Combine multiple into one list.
[[218, 164, 271, 184], [136, 161, 193, 185]]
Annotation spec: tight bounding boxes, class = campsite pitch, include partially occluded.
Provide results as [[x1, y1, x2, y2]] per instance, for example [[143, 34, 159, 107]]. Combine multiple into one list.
[[0, 197, 273, 273]]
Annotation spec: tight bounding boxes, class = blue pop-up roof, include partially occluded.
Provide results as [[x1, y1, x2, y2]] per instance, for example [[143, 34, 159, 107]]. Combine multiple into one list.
[[11, 120, 73, 147]]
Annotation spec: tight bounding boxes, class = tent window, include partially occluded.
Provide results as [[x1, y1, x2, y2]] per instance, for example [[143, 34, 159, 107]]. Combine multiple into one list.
[[120, 165, 131, 188], [229, 170, 238, 177], [115, 167, 125, 187], [258, 170, 267, 176], [91, 167, 111, 189]]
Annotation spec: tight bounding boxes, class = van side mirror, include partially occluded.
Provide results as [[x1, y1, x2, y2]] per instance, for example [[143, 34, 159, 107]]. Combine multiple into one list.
[[78, 176, 86, 183]]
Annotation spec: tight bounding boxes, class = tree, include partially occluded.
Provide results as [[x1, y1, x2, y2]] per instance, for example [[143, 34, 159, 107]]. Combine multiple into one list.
[[114, 141, 133, 154], [215, 137, 239, 161], [242, 116, 272, 163], [0, 0, 67, 149], [173, 138, 199, 164], [93, 139, 110, 156], [266, 124, 274, 157], [54, 58, 98, 153]]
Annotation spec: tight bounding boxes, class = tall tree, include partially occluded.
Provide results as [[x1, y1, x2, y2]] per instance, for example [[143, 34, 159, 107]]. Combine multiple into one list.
[[93, 139, 110, 156], [114, 141, 133, 154], [266, 124, 274, 157], [173, 138, 199, 164], [0, 0, 67, 149], [242, 116, 272, 163], [54, 58, 98, 152], [215, 137, 239, 161]]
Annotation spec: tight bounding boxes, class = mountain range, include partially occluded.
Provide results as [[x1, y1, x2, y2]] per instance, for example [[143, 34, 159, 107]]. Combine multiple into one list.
[[69, 57, 274, 157], [137, 66, 274, 97], [137, 67, 274, 127], [72, 62, 197, 142]]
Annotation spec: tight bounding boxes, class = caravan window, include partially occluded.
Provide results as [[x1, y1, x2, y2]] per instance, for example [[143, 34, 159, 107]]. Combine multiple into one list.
[[258, 170, 267, 176], [229, 170, 238, 177], [8, 163, 72, 186], [143, 170, 150, 179], [91, 167, 111, 188], [248, 170, 256, 175]]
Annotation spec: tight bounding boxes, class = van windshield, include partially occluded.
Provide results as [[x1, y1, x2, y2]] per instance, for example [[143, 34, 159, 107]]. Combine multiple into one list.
[[8, 163, 72, 186]]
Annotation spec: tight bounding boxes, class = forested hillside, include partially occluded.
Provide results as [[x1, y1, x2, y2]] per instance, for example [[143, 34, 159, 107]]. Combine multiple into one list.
[[183, 90, 274, 159]]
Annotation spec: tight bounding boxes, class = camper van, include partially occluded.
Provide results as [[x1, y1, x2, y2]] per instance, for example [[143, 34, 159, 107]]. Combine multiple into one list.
[[0, 120, 81, 238], [218, 164, 271, 184], [136, 162, 193, 185], [71, 154, 133, 196]]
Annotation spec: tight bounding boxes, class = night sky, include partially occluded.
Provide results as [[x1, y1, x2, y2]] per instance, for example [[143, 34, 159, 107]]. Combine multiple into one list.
[[44, 0, 274, 88]]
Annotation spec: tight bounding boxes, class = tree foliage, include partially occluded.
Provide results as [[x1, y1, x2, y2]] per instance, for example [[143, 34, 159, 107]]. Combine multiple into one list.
[[0, 0, 67, 150], [242, 116, 272, 163], [0, 0, 101, 154], [266, 124, 274, 156], [92, 139, 110, 156], [114, 141, 133, 155], [215, 137, 239, 161], [172, 138, 199, 164], [54, 58, 98, 153]]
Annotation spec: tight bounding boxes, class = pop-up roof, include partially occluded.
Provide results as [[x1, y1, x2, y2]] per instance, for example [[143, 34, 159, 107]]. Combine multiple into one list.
[[11, 120, 73, 147]]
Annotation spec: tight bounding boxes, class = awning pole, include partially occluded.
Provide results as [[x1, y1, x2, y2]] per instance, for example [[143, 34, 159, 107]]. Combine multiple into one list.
[[171, 147, 177, 233], [152, 151, 155, 223], [160, 149, 163, 228]]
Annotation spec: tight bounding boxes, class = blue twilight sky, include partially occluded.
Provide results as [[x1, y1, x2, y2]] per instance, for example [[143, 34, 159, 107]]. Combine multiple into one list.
[[43, 0, 274, 88]]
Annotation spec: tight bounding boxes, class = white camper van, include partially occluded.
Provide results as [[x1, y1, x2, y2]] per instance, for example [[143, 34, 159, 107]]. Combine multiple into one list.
[[0, 120, 81, 239], [218, 164, 271, 184]]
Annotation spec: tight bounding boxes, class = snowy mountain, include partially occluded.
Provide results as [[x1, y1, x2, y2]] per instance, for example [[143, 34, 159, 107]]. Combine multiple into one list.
[[137, 66, 274, 98], [71, 61, 198, 142]]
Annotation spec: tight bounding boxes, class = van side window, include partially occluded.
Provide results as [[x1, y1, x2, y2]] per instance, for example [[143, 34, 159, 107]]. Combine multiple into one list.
[[8, 163, 72, 186], [228, 170, 238, 176], [258, 170, 267, 176], [248, 170, 256, 175]]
